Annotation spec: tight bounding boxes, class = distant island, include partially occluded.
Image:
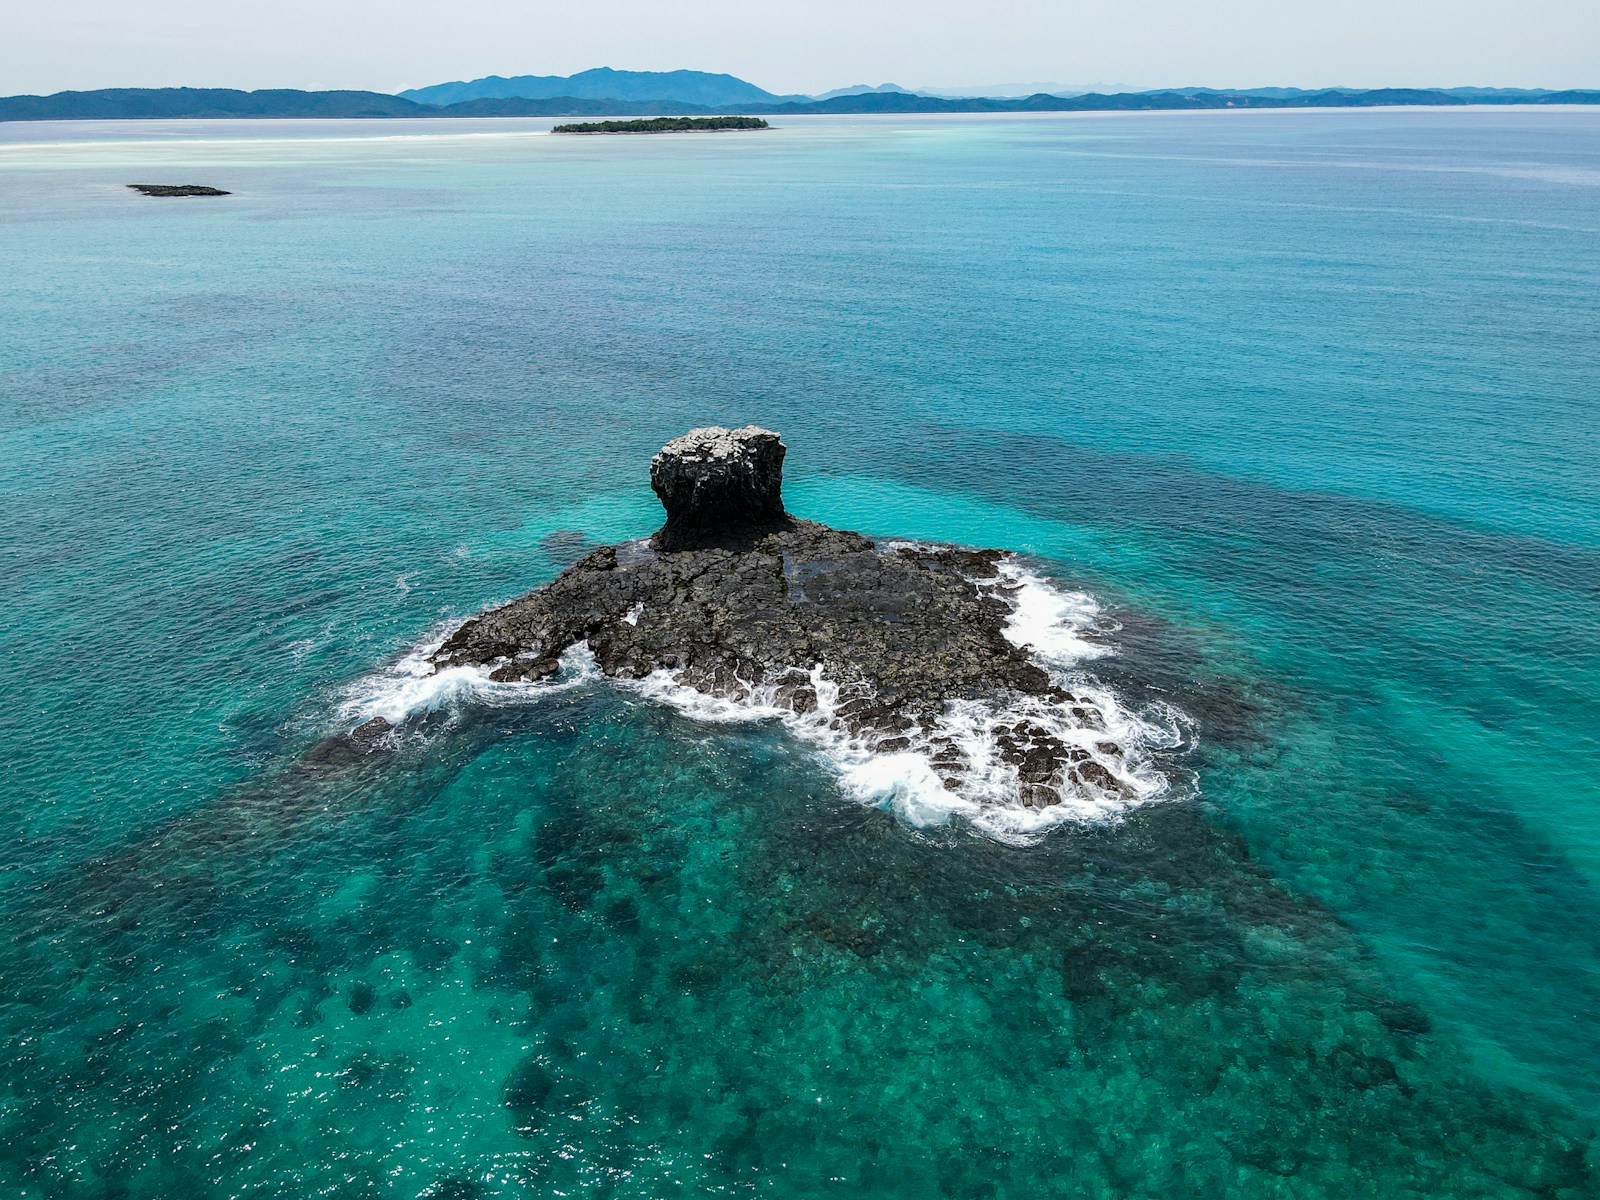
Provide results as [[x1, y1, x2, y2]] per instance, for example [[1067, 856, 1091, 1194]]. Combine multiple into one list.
[[127, 183, 230, 197], [2, 72, 1597, 123], [552, 116, 769, 134]]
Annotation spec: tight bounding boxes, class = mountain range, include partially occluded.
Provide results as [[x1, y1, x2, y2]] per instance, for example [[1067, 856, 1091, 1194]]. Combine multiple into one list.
[[813, 83, 913, 101], [399, 67, 804, 108], [2, 70, 1597, 123]]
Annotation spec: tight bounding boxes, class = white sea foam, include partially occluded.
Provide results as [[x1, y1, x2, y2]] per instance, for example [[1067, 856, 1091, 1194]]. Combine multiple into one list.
[[341, 558, 1187, 842], [338, 631, 597, 727], [993, 560, 1107, 665], [615, 560, 1188, 843]]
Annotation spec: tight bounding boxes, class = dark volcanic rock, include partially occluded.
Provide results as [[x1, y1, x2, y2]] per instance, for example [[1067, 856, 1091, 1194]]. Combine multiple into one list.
[[351, 715, 394, 744], [127, 183, 231, 197], [650, 425, 787, 550], [430, 427, 1150, 814], [300, 715, 393, 770]]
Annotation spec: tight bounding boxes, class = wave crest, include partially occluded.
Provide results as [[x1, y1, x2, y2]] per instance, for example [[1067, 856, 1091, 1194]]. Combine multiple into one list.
[[339, 632, 598, 727], [332, 559, 1190, 843], [622, 559, 1188, 842]]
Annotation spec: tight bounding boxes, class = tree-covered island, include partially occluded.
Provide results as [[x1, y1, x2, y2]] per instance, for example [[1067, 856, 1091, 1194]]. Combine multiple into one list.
[[551, 116, 769, 134]]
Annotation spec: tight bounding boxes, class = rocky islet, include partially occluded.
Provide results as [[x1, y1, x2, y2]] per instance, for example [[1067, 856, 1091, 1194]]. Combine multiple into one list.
[[419, 426, 1154, 814]]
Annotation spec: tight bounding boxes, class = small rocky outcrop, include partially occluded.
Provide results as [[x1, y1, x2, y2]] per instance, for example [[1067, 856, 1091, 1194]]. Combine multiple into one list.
[[301, 716, 392, 770], [426, 427, 1139, 811]]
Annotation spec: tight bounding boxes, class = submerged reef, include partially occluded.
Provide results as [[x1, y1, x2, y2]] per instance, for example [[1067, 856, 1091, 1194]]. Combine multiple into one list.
[[428, 426, 1155, 815]]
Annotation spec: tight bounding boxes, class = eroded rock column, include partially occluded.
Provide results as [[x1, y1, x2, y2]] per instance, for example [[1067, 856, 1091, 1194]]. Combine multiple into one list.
[[650, 425, 788, 550]]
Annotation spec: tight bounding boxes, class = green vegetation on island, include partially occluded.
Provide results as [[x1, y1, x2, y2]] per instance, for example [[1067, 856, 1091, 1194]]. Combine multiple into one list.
[[551, 116, 770, 134], [127, 183, 230, 197]]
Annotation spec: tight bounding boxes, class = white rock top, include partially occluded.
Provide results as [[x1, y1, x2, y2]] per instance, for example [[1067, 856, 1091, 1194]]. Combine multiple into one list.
[[654, 425, 781, 463]]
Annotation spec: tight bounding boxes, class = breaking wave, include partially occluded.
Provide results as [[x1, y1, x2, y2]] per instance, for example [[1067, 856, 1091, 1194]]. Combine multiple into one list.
[[338, 630, 599, 728], [621, 558, 1189, 843], [331, 559, 1189, 842]]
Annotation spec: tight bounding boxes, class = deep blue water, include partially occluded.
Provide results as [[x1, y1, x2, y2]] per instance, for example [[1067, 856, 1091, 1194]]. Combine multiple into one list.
[[2, 110, 1598, 1197]]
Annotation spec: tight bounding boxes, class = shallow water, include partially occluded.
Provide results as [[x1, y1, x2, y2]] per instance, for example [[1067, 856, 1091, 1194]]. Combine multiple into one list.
[[2, 110, 1598, 1197]]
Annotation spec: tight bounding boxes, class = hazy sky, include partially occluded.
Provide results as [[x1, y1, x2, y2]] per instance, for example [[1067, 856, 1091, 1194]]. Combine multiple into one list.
[[7, 0, 1598, 96]]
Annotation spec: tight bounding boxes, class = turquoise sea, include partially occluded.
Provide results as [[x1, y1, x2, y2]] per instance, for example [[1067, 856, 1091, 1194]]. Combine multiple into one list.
[[2, 109, 1598, 1197]]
